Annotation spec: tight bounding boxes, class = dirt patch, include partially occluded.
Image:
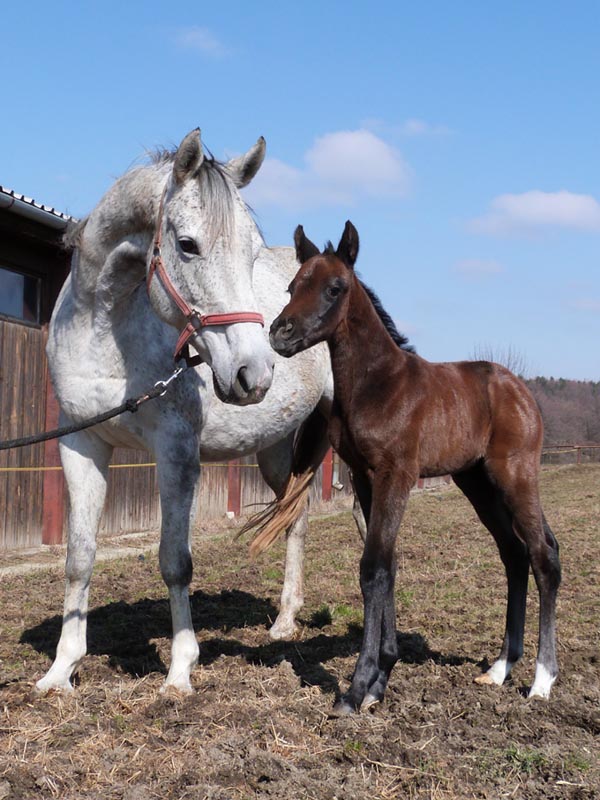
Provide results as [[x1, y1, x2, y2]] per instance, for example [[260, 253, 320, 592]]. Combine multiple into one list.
[[1, 465, 599, 798]]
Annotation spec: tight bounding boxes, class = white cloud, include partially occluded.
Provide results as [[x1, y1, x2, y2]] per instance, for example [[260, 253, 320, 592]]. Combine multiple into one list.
[[174, 26, 228, 57], [570, 298, 600, 312], [454, 258, 504, 278], [469, 190, 600, 235], [244, 129, 412, 210], [361, 117, 453, 137], [398, 118, 453, 136]]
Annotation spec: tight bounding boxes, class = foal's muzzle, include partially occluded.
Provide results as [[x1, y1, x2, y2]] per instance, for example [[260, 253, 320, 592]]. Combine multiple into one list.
[[269, 316, 301, 356]]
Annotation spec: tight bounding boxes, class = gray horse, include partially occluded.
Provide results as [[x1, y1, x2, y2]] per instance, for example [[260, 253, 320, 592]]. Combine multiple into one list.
[[36, 129, 333, 694]]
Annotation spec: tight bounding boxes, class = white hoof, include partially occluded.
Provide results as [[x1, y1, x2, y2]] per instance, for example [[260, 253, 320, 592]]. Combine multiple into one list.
[[160, 676, 194, 695], [35, 675, 74, 694], [474, 658, 512, 687], [268, 618, 298, 641], [528, 663, 556, 699]]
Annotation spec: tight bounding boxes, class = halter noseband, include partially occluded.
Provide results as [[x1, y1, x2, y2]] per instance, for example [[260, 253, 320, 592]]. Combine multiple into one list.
[[147, 185, 264, 366]]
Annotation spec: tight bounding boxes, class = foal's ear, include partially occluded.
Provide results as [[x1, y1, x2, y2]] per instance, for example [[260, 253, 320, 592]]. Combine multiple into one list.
[[294, 225, 320, 264], [336, 221, 359, 269], [173, 129, 204, 185], [225, 137, 266, 188]]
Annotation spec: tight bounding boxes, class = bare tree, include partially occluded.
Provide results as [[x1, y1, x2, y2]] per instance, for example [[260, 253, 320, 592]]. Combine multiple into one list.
[[470, 343, 531, 378]]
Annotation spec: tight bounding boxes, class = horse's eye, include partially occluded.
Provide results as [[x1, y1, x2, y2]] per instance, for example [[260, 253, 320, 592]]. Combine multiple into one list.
[[327, 284, 342, 299], [179, 237, 200, 256]]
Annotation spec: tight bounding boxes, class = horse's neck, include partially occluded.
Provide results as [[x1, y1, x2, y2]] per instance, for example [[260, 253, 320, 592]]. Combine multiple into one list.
[[71, 165, 167, 312], [329, 278, 405, 413]]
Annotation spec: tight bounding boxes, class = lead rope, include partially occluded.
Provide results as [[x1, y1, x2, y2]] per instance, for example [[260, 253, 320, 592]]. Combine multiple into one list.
[[0, 365, 186, 451]]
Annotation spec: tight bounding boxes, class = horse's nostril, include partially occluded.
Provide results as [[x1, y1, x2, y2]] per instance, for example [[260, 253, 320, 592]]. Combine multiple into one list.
[[237, 366, 250, 394], [281, 320, 295, 340]]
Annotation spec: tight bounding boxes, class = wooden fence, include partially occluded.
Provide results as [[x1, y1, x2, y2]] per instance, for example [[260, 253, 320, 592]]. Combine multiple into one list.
[[541, 444, 600, 465]]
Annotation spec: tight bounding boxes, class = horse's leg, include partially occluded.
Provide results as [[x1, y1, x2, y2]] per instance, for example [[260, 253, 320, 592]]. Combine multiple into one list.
[[257, 434, 307, 640], [334, 470, 411, 715], [453, 463, 529, 687], [485, 458, 561, 698], [155, 434, 201, 693], [36, 430, 113, 692]]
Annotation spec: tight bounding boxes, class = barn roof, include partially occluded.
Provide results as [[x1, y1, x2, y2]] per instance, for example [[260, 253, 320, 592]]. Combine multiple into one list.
[[0, 185, 77, 230]]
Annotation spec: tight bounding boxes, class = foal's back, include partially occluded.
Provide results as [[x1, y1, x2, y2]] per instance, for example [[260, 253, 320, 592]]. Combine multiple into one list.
[[361, 350, 543, 479]]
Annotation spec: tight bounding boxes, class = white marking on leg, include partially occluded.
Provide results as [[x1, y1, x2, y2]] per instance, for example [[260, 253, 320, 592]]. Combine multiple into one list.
[[162, 586, 199, 693], [37, 432, 111, 692], [269, 510, 306, 641], [36, 580, 91, 693], [528, 662, 556, 699], [474, 658, 513, 686]]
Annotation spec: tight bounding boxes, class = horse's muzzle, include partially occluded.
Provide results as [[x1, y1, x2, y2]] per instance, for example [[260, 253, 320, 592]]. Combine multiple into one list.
[[213, 360, 274, 406]]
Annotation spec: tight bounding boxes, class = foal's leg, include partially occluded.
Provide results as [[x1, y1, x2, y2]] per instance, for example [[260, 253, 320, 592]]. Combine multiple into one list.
[[257, 434, 308, 640], [485, 458, 561, 698], [335, 471, 410, 715], [36, 430, 112, 692], [453, 463, 529, 687], [155, 431, 201, 692]]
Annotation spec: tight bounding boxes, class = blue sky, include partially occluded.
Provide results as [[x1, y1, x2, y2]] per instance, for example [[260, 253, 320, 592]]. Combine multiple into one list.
[[2, 1, 599, 380]]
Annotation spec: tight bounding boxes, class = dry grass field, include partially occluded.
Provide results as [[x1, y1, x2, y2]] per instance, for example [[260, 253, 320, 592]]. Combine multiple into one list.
[[0, 464, 598, 799]]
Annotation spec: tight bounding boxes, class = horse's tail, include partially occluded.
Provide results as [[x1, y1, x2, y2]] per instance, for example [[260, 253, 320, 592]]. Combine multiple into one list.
[[240, 408, 330, 557]]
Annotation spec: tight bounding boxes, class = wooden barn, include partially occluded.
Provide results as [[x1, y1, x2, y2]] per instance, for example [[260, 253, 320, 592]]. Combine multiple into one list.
[[0, 187, 351, 552]]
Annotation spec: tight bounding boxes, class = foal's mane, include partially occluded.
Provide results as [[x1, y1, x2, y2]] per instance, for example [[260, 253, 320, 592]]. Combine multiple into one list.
[[323, 242, 415, 353]]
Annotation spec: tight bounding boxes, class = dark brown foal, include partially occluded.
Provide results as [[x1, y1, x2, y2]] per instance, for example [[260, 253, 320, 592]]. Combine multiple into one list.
[[269, 221, 561, 715]]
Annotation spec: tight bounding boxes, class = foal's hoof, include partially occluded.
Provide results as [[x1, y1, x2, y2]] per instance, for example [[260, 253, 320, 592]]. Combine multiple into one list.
[[474, 672, 497, 686], [360, 693, 381, 711], [330, 697, 357, 717]]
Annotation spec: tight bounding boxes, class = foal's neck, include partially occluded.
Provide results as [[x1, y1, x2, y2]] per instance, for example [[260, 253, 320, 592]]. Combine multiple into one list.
[[328, 276, 406, 403]]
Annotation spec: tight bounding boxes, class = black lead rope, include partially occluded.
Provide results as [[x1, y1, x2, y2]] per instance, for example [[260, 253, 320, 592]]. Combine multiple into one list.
[[0, 366, 186, 451]]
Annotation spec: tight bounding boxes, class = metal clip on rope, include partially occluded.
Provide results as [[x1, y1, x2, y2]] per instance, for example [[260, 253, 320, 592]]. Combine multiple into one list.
[[153, 366, 186, 397]]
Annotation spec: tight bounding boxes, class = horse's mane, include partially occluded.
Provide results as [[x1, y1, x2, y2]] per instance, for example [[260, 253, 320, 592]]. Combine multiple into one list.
[[150, 149, 235, 243], [323, 242, 415, 353], [64, 147, 239, 255]]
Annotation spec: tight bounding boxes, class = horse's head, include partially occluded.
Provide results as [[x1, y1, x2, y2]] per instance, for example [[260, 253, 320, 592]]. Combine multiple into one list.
[[270, 221, 359, 357], [146, 129, 274, 405]]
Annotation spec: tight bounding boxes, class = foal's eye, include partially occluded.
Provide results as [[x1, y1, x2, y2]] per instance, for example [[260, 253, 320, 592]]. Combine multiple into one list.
[[178, 237, 200, 256], [326, 284, 342, 299]]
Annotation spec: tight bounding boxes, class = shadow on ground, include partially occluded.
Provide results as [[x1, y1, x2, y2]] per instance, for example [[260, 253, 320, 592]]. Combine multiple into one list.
[[22, 589, 473, 696]]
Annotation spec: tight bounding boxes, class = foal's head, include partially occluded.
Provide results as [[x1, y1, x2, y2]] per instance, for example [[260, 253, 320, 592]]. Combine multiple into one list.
[[270, 221, 359, 356]]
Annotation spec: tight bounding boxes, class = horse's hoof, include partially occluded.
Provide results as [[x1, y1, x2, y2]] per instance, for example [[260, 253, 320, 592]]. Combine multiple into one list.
[[268, 621, 298, 641], [34, 678, 74, 695], [160, 680, 193, 696], [360, 693, 380, 711]]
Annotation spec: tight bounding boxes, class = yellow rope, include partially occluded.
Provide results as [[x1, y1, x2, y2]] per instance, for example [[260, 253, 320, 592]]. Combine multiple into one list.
[[0, 462, 260, 474]]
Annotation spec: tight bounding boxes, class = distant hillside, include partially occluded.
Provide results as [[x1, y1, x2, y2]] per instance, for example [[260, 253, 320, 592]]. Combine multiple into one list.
[[526, 377, 600, 445]]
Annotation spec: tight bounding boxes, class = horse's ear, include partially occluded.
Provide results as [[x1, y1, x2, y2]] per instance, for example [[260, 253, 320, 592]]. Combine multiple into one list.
[[173, 129, 204, 185], [294, 225, 320, 264], [336, 220, 359, 269], [225, 137, 266, 188]]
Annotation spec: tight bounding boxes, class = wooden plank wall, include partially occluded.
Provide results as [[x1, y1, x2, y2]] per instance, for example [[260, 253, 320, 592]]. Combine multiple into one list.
[[0, 318, 47, 549], [98, 449, 161, 538], [0, 315, 352, 551]]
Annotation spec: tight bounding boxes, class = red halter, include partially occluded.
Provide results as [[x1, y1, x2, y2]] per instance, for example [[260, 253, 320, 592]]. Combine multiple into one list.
[[147, 186, 264, 366]]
